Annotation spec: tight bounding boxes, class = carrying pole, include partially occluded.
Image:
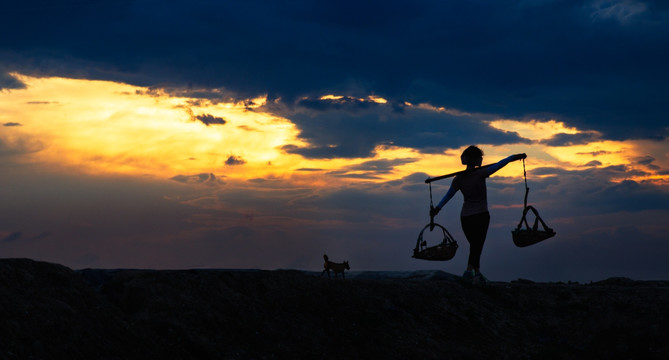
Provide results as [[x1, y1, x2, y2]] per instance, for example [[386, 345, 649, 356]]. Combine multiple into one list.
[[425, 164, 493, 183]]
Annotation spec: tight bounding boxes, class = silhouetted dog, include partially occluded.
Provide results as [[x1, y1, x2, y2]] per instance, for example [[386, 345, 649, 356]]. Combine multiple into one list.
[[321, 254, 350, 280]]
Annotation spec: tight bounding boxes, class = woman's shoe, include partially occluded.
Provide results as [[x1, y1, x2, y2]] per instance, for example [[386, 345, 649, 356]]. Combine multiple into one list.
[[462, 270, 475, 280], [474, 271, 488, 284]]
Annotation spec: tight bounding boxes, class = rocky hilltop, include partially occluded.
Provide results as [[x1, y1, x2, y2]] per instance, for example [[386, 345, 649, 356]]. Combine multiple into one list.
[[1, 258, 668, 359]]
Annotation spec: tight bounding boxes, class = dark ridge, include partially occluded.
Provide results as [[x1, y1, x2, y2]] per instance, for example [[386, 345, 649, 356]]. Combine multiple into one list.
[[2, 258, 668, 359]]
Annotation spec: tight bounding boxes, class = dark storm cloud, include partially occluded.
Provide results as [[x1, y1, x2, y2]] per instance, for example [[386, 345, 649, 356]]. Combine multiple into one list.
[[3, 122, 22, 127], [279, 101, 528, 158], [225, 155, 246, 166], [195, 114, 226, 126], [577, 150, 614, 157], [296, 96, 382, 112], [636, 155, 656, 165], [347, 158, 418, 174], [170, 173, 222, 185], [634, 155, 660, 170], [0, 72, 25, 90], [531, 164, 635, 177], [583, 160, 602, 167], [326, 171, 383, 180], [540, 132, 601, 146], [325, 158, 418, 179], [3, 0, 669, 141]]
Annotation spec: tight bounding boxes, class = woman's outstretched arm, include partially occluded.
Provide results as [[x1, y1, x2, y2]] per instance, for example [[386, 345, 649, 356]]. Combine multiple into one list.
[[485, 153, 526, 177]]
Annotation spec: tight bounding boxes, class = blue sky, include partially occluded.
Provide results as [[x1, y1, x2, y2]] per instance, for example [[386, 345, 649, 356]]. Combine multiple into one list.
[[1, 0, 668, 281]]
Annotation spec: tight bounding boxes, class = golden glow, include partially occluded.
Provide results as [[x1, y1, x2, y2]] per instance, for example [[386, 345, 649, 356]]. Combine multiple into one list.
[[488, 119, 580, 141], [1, 74, 666, 187], [414, 103, 472, 117], [488, 119, 668, 183], [0, 75, 416, 186], [318, 94, 387, 104], [319, 95, 344, 100], [545, 141, 626, 167], [0, 74, 306, 180], [368, 95, 387, 104]]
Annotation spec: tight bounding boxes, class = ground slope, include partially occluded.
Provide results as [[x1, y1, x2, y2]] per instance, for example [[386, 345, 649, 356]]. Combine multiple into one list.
[[1, 258, 668, 359]]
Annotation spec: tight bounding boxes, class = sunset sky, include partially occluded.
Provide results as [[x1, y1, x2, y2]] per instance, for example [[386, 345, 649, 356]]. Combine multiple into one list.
[[2, 0, 668, 281]]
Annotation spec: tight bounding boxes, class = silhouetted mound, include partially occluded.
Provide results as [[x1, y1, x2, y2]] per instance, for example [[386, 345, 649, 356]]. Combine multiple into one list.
[[2, 259, 669, 359]]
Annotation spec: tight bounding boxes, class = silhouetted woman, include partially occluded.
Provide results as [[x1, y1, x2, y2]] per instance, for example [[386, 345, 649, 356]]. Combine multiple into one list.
[[431, 145, 526, 283]]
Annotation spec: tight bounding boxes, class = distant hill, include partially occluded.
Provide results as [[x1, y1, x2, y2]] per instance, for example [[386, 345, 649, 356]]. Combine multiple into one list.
[[1, 258, 668, 359]]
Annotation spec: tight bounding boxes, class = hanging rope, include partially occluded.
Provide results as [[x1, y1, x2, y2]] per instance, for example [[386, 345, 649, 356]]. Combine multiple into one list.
[[428, 182, 435, 230], [522, 158, 529, 209], [428, 181, 434, 208]]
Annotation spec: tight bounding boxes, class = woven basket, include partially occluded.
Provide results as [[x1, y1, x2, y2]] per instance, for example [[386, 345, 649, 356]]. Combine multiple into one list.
[[512, 228, 556, 247], [512, 205, 556, 247], [412, 223, 459, 261]]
